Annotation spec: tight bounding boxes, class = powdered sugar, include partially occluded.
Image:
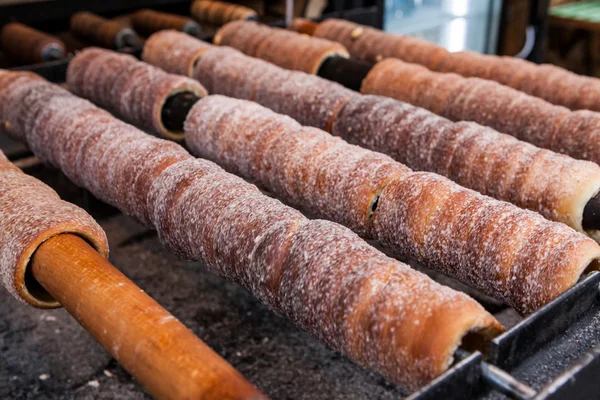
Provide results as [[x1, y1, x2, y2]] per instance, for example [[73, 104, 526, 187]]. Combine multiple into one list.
[[142, 30, 213, 77]]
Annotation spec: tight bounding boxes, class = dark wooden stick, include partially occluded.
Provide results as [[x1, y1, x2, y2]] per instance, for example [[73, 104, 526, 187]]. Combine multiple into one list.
[[31, 233, 268, 400], [583, 192, 600, 230], [162, 92, 201, 132], [316, 55, 373, 91]]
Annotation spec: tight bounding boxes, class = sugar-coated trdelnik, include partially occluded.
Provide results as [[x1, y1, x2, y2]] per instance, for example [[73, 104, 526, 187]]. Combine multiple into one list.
[[0, 70, 503, 390], [0, 146, 108, 308]]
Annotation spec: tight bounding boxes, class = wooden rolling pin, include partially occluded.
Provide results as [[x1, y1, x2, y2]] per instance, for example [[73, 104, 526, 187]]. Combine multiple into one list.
[[0, 23, 65, 64]]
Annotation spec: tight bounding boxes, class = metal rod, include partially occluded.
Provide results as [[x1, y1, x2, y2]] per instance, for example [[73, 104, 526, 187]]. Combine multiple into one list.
[[481, 363, 537, 400], [41, 45, 65, 62]]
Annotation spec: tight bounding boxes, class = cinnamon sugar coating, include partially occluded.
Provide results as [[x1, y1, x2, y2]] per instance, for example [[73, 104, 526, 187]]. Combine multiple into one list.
[[185, 96, 408, 236], [372, 172, 600, 312], [314, 18, 600, 112], [215, 21, 349, 74], [333, 95, 600, 238], [185, 95, 600, 313], [193, 46, 358, 131], [0, 149, 109, 308], [68, 48, 207, 140], [142, 30, 213, 77], [362, 58, 600, 165], [188, 42, 600, 239], [0, 72, 502, 389]]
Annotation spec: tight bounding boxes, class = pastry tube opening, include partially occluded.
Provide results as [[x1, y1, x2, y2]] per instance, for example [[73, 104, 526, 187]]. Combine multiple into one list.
[[67, 48, 208, 141], [143, 30, 213, 77], [584, 192, 600, 233], [0, 151, 109, 308], [161, 91, 202, 133], [156, 88, 203, 139], [17, 227, 109, 308]]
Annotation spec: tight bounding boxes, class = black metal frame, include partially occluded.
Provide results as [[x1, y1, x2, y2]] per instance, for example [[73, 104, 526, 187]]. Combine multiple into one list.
[[3, 1, 600, 399]]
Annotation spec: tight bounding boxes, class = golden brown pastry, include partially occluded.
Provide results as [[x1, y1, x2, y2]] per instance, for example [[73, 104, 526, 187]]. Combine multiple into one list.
[[0, 149, 108, 308], [70, 11, 135, 49], [0, 71, 502, 390], [214, 21, 349, 74], [131, 9, 201, 37], [312, 18, 600, 112], [190, 0, 257, 26], [361, 58, 600, 167]]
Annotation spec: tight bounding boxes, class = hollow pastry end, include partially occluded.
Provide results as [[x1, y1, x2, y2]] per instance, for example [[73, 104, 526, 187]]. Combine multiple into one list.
[[15, 228, 109, 308], [311, 49, 350, 75], [157, 88, 204, 141]]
